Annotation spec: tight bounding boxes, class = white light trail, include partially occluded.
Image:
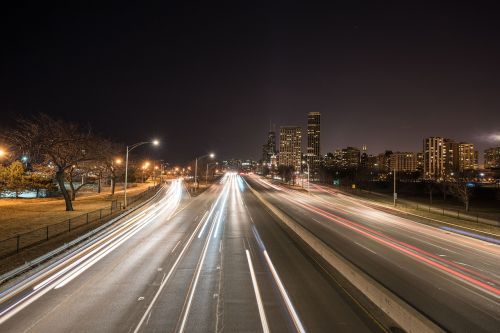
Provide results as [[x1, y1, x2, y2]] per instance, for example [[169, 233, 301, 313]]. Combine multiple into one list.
[[264, 250, 306, 333], [246, 249, 270, 333], [0, 180, 184, 325]]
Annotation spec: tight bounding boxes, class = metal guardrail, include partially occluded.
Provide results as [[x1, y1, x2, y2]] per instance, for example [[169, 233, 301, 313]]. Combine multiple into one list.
[[0, 185, 160, 259]]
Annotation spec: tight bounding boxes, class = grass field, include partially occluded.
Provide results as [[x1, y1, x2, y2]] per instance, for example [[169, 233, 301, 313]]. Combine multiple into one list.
[[0, 183, 151, 239]]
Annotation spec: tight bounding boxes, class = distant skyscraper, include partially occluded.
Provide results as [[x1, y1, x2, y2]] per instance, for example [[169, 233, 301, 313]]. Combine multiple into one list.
[[335, 147, 360, 169], [261, 130, 277, 165], [360, 145, 368, 168], [279, 126, 302, 170], [484, 146, 500, 169], [261, 122, 277, 165], [306, 112, 321, 179]]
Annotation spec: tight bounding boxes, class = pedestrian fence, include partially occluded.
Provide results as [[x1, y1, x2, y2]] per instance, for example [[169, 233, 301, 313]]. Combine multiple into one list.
[[0, 185, 161, 259]]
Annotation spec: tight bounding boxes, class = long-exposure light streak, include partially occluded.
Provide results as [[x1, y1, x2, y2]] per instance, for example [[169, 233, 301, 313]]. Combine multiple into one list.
[[0, 180, 184, 324]]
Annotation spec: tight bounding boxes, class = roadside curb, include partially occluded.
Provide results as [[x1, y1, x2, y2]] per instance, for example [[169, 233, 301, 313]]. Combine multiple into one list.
[[245, 180, 445, 333]]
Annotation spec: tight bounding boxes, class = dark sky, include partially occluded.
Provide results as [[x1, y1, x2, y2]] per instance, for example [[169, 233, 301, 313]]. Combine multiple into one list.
[[1, 1, 499, 163]]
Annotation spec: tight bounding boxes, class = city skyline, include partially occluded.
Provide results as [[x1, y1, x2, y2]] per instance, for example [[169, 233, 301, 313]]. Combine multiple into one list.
[[2, 3, 499, 163], [262, 115, 495, 167]]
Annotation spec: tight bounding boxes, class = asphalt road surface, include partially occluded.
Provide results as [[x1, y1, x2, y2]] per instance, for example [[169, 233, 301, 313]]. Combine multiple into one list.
[[246, 175, 500, 333], [0, 175, 380, 332]]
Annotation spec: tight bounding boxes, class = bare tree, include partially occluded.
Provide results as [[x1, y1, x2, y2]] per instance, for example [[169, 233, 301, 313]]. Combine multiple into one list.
[[448, 176, 474, 212], [5, 114, 96, 211], [91, 138, 125, 195]]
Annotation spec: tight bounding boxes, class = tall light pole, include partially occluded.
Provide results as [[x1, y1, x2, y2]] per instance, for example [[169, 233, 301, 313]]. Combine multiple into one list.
[[393, 169, 397, 206], [124, 140, 159, 208], [302, 160, 310, 194], [194, 153, 214, 189]]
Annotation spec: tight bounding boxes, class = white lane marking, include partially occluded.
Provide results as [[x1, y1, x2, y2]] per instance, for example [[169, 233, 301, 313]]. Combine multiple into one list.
[[213, 178, 232, 238], [171, 240, 181, 253], [198, 182, 230, 238], [133, 204, 210, 333], [354, 241, 377, 256], [0, 181, 181, 324], [245, 249, 270, 333], [263, 250, 306, 333], [52, 184, 184, 290], [178, 182, 226, 333], [38, 182, 183, 290]]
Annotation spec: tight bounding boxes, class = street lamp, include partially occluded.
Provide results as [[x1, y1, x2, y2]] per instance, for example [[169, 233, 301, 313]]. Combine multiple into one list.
[[124, 140, 159, 207], [0, 149, 5, 158], [194, 153, 215, 189], [302, 160, 310, 194]]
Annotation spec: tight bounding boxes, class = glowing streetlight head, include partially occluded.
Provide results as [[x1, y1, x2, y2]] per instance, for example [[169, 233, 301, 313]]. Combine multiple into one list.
[[0, 149, 5, 157], [209, 153, 215, 158], [21, 156, 28, 162], [115, 158, 122, 164], [152, 139, 160, 146]]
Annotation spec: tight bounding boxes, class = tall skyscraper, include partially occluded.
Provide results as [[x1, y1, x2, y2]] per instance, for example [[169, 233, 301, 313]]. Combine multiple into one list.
[[279, 126, 302, 170], [261, 130, 277, 165], [306, 112, 321, 179]]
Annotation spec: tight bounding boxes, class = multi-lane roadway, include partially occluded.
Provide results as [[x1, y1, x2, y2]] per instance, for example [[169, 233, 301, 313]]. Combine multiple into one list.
[[247, 175, 500, 333], [0, 175, 382, 332]]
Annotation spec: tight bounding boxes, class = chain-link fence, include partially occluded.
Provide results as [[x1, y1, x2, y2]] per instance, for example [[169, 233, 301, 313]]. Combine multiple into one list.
[[0, 185, 161, 259]]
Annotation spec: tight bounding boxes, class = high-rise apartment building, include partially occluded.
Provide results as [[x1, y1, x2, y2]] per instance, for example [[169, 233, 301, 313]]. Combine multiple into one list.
[[306, 112, 321, 179], [484, 147, 500, 169], [458, 143, 478, 171], [389, 152, 417, 172], [424, 137, 477, 178], [279, 126, 302, 170], [423, 137, 447, 179], [416, 152, 424, 173]]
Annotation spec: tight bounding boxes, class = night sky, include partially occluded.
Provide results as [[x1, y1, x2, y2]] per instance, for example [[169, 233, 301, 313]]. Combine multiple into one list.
[[1, 2, 499, 163]]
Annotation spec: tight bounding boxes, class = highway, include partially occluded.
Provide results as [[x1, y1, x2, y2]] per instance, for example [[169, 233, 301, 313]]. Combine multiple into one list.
[[0, 175, 378, 332], [246, 175, 500, 332]]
